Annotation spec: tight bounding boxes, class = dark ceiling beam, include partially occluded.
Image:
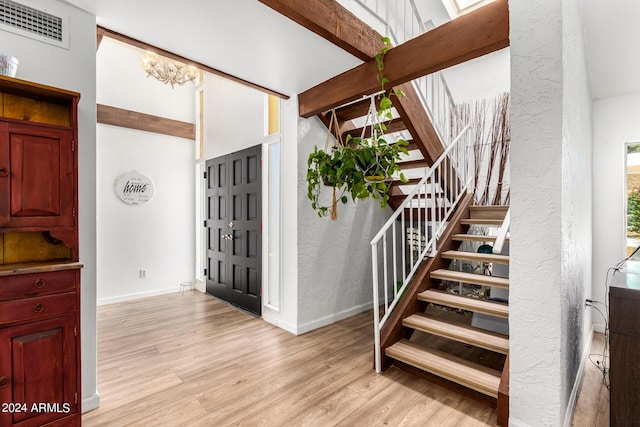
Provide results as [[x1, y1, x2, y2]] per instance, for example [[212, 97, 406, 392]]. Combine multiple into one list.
[[257, 0, 384, 61], [298, 0, 509, 118], [96, 26, 290, 100], [97, 104, 195, 140]]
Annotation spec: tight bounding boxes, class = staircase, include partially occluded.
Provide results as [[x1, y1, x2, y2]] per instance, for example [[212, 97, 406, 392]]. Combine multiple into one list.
[[383, 205, 510, 420]]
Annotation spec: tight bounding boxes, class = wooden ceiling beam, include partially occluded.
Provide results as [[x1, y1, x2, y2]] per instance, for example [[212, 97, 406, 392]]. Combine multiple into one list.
[[257, 0, 385, 61], [298, 0, 509, 118], [97, 104, 195, 140]]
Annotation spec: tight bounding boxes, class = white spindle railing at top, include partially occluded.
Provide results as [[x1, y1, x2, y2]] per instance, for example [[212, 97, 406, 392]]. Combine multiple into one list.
[[370, 125, 474, 373], [345, 0, 462, 148]]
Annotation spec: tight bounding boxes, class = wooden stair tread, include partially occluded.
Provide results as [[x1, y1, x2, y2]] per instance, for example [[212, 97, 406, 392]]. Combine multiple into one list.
[[430, 269, 509, 289], [389, 177, 425, 186], [386, 339, 501, 398], [469, 205, 509, 220], [461, 218, 504, 226], [403, 313, 509, 354], [442, 250, 509, 265], [418, 289, 509, 319], [452, 234, 509, 242], [397, 159, 429, 169]]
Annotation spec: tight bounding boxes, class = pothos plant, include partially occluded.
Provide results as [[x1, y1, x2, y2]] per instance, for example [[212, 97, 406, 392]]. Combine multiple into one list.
[[307, 37, 409, 219]]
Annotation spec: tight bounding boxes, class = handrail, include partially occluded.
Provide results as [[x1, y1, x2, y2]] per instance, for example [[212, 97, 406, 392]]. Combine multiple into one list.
[[493, 207, 510, 254], [371, 125, 471, 243], [370, 125, 474, 373], [340, 0, 463, 147], [340, 0, 478, 374]]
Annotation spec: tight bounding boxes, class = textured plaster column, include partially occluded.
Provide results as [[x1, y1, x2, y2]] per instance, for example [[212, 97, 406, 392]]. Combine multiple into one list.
[[510, 0, 564, 423], [510, 0, 592, 425]]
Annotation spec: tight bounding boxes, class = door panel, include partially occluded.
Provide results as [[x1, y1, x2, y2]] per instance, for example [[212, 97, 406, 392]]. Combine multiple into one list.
[[3, 123, 74, 228], [206, 157, 229, 298], [206, 145, 261, 315], [0, 316, 77, 427]]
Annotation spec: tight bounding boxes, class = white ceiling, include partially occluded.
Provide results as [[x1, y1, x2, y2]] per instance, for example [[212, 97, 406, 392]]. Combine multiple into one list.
[[65, 0, 361, 98], [63, 0, 639, 102], [580, 0, 640, 100]]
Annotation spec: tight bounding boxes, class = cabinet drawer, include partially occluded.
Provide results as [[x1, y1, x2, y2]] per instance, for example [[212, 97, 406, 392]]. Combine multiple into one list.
[[0, 270, 76, 301], [0, 292, 76, 325]]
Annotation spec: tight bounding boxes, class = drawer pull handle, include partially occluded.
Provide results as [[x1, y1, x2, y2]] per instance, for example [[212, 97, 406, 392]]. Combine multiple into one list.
[[0, 376, 8, 388], [0, 168, 8, 178], [34, 279, 46, 288], [33, 303, 45, 313]]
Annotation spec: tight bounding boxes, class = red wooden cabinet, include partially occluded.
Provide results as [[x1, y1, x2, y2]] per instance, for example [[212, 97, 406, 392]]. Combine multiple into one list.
[[0, 122, 75, 229], [0, 76, 82, 426], [0, 315, 78, 427]]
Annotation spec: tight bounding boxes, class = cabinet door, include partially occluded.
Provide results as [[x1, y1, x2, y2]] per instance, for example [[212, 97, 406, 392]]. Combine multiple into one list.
[[0, 123, 74, 228], [0, 316, 77, 427]]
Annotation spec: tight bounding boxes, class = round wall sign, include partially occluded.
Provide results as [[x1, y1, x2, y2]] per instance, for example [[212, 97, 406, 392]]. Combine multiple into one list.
[[114, 171, 155, 206]]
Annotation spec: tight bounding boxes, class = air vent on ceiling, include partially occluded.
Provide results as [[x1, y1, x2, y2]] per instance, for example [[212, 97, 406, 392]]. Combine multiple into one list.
[[0, 0, 69, 49]]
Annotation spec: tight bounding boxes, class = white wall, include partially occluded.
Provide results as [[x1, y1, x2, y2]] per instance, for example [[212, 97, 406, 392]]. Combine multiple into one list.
[[593, 92, 640, 324], [560, 0, 593, 423], [96, 38, 195, 304], [296, 117, 392, 333], [510, 0, 592, 425], [203, 74, 264, 160], [0, 0, 99, 411], [444, 49, 511, 104]]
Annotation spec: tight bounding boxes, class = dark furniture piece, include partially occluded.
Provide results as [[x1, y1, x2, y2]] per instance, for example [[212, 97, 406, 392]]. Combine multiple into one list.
[[609, 265, 640, 427], [0, 76, 81, 426]]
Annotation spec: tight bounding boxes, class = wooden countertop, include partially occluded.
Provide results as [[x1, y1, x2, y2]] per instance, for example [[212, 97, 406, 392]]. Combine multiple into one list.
[[0, 261, 83, 276]]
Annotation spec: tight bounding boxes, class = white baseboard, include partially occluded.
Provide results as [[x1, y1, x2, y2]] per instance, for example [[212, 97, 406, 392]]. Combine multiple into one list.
[[263, 302, 372, 336], [82, 391, 101, 413], [97, 287, 178, 306], [296, 302, 371, 335], [563, 324, 594, 427], [262, 311, 299, 335], [593, 322, 606, 334]]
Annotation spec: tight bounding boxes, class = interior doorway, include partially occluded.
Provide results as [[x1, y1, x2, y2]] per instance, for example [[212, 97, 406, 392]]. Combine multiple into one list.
[[205, 144, 262, 315]]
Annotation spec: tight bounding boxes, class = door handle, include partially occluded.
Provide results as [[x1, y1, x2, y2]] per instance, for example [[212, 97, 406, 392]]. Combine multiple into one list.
[[0, 168, 8, 177], [223, 234, 234, 241]]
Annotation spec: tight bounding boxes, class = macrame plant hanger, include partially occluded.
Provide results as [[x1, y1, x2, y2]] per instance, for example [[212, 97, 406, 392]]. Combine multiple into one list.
[[358, 95, 385, 181], [323, 109, 344, 220]]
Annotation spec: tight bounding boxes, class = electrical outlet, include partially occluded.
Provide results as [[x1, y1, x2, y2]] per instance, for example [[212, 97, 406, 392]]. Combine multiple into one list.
[[139, 269, 147, 278]]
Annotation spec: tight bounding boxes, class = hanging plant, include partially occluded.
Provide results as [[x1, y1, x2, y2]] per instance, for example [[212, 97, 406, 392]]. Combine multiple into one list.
[[306, 37, 409, 219]]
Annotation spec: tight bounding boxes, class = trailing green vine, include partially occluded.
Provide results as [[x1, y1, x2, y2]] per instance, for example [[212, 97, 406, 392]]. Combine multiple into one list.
[[306, 37, 409, 218]]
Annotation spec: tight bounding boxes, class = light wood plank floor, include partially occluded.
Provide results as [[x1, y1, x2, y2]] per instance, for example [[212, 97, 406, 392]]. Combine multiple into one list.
[[83, 291, 609, 426]]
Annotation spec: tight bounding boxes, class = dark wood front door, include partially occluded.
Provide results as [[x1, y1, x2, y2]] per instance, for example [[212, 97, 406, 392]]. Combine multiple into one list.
[[205, 145, 262, 315]]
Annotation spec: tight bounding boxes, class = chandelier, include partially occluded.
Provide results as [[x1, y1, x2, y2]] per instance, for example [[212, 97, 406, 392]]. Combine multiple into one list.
[[141, 52, 197, 88]]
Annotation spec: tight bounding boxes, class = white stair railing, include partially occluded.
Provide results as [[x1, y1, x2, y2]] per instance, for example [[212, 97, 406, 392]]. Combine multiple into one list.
[[370, 125, 474, 373], [343, 0, 463, 147]]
